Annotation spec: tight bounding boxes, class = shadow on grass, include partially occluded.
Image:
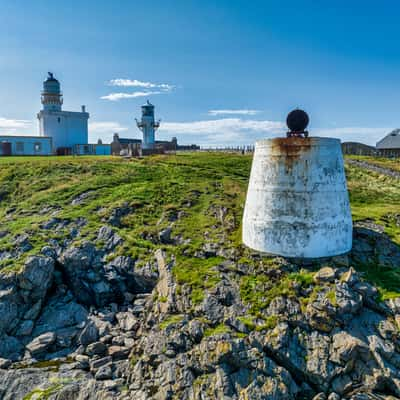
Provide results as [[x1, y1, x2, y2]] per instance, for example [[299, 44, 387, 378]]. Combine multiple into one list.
[[351, 226, 400, 300]]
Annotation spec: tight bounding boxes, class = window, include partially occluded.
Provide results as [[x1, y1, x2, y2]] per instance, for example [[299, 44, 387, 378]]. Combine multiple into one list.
[[57, 117, 61, 123], [34, 142, 42, 153], [16, 142, 24, 153], [83, 145, 90, 154]]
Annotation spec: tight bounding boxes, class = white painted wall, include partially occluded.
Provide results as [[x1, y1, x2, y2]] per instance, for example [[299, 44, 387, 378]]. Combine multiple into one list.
[[242, 137, 352, 258], [38, 110, 89, 151], [0, 136, 52, 156]]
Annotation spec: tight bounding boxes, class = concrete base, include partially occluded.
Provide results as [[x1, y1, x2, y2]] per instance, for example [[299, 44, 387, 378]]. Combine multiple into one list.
[[242, 137, 352, 258]]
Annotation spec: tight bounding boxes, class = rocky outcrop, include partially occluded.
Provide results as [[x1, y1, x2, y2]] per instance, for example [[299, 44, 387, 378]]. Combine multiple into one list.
[[0, 214, 400, 399]]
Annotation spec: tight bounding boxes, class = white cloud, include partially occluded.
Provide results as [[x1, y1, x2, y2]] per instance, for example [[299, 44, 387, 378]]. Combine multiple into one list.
[[159, 118, 285, 146], [108, 79, 174, 91], [158, 117, 392, 147], [102, 78, 175, 101], [313, 127, 391, 146], [89, 121, 130, 144], [0, 117, 32, 134], [89, 121, 128, 134], [208, 109, 261, 116], [100, 91, 164, 101]]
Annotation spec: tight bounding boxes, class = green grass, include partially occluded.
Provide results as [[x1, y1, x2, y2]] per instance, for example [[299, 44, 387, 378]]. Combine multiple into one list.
[[159, 314, 184, 329], [0, 153, 400, 303], [347, 155, 400, 173], [204, 323, 231, 337], [173, 256, 223, 305]]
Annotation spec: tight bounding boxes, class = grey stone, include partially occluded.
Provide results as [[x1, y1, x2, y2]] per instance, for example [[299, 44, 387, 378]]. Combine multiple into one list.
[[86, 341, 107, 356], [159, 227, 172, 244], [79, 321, 99, 346], [18, 256, 54, 301], [0, 335, 23, 360], [0, 358, 11, 369], [314, 267, 336, 283], [26, 332, 56, 356], [90, 356, 112, 371], [95, 364, 112, 380], [108, 345, 130, 360], [16, 320, 34, 336]]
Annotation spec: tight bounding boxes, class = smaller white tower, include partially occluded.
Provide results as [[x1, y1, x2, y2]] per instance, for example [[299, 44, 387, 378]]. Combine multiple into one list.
[[135, 101, 160, 149]]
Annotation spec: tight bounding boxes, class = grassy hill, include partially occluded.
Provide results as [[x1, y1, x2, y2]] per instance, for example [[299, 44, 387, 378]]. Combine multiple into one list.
[[0, 153, 399, 300]]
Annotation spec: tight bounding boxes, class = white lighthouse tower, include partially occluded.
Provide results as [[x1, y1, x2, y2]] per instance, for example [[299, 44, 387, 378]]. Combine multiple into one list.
[[37, 72, 89, 154], [135, 101, 160, 150]]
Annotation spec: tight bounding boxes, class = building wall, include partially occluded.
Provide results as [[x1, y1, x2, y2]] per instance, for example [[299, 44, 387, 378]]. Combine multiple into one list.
[[341, 142, 377, 156], [73, 144, 111, 156], [38, 110, 89, 152], [0, 136, 52, 156]]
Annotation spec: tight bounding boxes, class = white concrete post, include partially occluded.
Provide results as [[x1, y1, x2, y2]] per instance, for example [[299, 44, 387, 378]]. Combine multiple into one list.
[[242, 137, 352, 258]]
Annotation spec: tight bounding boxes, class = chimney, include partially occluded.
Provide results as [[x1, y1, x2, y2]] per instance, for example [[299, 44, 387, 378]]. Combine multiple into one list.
[[81, 105, 86, 113]]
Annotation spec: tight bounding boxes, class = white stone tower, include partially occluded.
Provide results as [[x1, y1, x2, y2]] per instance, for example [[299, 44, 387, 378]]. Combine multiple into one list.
[[135, 101, 160, 149], [242, 110, 352, 258], [37, 72, 89, 154]]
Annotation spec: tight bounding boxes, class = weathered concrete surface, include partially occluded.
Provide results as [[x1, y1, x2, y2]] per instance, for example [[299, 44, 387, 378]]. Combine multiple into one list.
[[242, 137, 352, 258]]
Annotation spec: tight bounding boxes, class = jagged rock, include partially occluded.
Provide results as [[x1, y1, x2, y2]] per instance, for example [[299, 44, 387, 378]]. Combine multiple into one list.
[[116, 312, 138, 332], [16, 320, 34, 337], [0, 335, 23, 361], [23, 300, 42, 321], [18, 256, 54, 302], [33, 298, 87, 337], [40, 245, 57, 259], [95, 364, 113, 380], [330, 331, 370, 364], [159, 227, 172, 244], [12, 234, 32, 253], [107, 203, 132, 227], [90, 356, 112, 371], [79, 321, 99, 346], [0, 358, 11, 369], [86, 341, 107, 356], [71, 191, 93, 206], [314, 267, 336, 283], [26, 332, 56, 356], [97, 226, 122, 251], [0, 288, 19, 335], [108, 345, 130, 360]]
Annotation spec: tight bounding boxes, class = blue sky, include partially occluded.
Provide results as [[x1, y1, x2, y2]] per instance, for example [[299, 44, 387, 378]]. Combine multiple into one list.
[[0, 0, 399, 146]]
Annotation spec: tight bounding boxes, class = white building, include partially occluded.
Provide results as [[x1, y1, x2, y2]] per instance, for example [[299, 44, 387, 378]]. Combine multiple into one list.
[[376, 129, 400, 157], [37, 72, 90, 155], [0, 136, 52, 156], [0, 72, 111, 157]]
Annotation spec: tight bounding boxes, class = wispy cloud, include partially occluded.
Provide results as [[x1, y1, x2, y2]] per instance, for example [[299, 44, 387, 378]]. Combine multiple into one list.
[[208, 109, 261, 116], [0, 117, 32, 134], [102, 78, 175, 101], [108, 79, 174, 91], [100, 91, 163, 101]]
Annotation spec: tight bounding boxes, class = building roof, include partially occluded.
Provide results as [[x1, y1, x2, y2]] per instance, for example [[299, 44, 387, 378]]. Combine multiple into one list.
[[0, 135, 51, 139], [117, 138, 142, 144], [376, 129, 400, 149]]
